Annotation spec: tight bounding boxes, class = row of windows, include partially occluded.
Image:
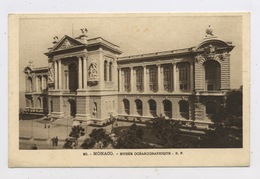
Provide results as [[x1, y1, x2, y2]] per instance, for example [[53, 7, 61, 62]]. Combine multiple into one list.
[[122, 99, 190, 119], [104, 61, 113, 82], [122, 99, 217, 118], [26, 97, 48, 108], [26, 76, 48, 93], [122, 64, 189, 92]]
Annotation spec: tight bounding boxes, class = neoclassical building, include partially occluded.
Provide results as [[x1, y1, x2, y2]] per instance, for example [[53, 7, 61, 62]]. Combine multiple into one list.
[[24, 27, 234, 127]]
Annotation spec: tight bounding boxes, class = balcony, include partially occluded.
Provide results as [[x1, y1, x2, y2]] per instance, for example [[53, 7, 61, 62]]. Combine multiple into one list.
[[196, 90, 226, 96]]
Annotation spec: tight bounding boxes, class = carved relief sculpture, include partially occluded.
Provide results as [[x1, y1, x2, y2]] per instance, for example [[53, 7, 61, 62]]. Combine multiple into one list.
[[88, 62, 98, 81], [48, 64, 54, 83]]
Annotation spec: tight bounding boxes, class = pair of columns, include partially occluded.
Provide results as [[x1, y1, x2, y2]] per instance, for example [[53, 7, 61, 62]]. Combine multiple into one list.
[[54, 56, 88, 90], [35, 76, 47, 92]]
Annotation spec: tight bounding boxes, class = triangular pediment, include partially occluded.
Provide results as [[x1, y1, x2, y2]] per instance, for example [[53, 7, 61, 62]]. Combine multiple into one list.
[[51, 35, 84, 52]]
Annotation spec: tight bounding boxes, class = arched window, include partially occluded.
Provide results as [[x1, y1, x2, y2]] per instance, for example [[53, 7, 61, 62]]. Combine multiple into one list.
[[179, 100, 189, 119], [206, 101, 217, 115], [68, 63, 78, 92], [38, 97, 41, 108], [93, 102, 97, 117], [124, 68, 131, 92], [148, 99, 157, 117], [178, 63, 189, 91], [163, 66, 172, 92], [109, 62, 112, 81], [38, 76, 42, 92], [136, 68, 143, 92], [135, 99, 143, 116], [163, 100, 172, 118], [123, 99, 130, 115], [204, 60, 221, 91], [149, 66, 157, 92], [27, 77, 33, 92], [104, 61, 107, 81]]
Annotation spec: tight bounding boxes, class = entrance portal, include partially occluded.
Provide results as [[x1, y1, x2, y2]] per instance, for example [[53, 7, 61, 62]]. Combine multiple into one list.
[[69, 99, 76, 117]]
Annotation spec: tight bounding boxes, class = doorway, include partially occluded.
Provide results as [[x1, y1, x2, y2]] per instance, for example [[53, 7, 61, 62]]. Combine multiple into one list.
[[68, 99, 76, 117]]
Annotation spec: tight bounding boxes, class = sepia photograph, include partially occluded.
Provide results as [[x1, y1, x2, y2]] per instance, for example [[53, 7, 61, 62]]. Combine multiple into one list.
[[9, 13, 250, 167]]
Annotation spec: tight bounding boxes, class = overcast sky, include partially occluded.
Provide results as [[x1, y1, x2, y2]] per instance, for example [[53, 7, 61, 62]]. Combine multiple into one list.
[[19, 14, 242, 108]]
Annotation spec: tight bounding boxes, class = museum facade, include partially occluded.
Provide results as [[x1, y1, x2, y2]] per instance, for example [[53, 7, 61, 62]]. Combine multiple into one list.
[[24, 27, 234, 127]]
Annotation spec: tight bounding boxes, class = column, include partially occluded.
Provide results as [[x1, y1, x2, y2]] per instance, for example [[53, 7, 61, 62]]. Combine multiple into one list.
[[157, 64, 161, 92], [54, 61, 58, 90], [173, 63, 177, 92], [35, 76, 38, 92], [190, 61, 194, 91], [41, 76, 44, 90], [78, 57, 82, 89], [83, 56, 87, 89], [118, 68, 121, 92], [143, 66, 147, 92], [106, 62, 109, 82], [130, 67, 134, 92], [66, 71, 69, 90], [58, 60, 62, 89]]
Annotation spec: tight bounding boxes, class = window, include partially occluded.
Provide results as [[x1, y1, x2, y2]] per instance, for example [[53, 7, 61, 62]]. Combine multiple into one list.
[[148, 99, 156, 117], [123, 99, 130, 115], [206, 101, 217, 115], [179, 100, 189, 119], [204, 60, 221, 91], [38, 97, 41, 108], [37, 76, 42, 92], [163, 66, 172, 92], [163, 100, 172, 118], [27, 77, 33, 92], [136, 68, 143, 92], [109, 62, 112, 81], [104, 61, 107, 81], [149, 66, 157, 92], [124, 68, 131, 92], [179, 64, 189, 91], [135, 99, 143, 116]]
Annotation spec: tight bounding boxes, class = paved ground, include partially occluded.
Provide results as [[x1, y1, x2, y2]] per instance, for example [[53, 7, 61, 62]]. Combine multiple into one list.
[[19, 117, 137, 150]]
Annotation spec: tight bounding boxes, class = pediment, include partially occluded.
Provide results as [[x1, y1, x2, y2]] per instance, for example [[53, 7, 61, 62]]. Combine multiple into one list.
[[51, 35, 83, 52], [195, 39, 231, 52]]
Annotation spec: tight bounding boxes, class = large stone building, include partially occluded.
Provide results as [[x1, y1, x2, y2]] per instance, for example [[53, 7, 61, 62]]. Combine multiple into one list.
[[24, 27, 234, 127]]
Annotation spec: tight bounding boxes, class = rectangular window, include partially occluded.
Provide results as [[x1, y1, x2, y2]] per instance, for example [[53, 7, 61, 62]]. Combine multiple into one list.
[[124, 69, 130, 92], [207, 84, 214, 91], [179, 64, 189, 91], [163, 66, 172, 92], [149, 67, 157, 92], [180, 84, 188, 90], [136, 68, 143, 92]]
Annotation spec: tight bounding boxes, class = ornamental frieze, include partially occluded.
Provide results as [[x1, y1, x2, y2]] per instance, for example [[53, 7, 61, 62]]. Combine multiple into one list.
[[195, 44, 229, 64]]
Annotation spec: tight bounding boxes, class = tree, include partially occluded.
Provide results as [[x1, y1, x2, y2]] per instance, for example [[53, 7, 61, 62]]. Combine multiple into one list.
[[113, 123, 149, 149], [205, 87, 243, 148], [81, 128, 112, 149], [63, 125, 85, 149], [148, 115, 182, 148], [226, 87, 242, 117], [81, 138, 96, 149]]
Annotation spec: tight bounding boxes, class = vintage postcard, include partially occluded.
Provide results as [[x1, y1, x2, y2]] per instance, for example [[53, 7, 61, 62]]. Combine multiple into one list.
[[9, 13, 250, 167]]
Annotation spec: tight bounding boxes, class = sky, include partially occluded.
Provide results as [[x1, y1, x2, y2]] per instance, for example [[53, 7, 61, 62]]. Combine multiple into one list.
[[19, 14, 243, 108]]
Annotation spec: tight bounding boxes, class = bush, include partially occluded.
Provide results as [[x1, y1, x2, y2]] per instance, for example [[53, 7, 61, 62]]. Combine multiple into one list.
[[81, 138, 96, 149]]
